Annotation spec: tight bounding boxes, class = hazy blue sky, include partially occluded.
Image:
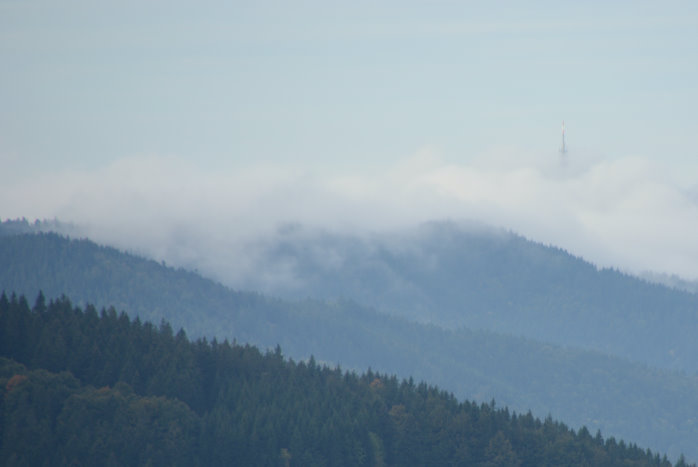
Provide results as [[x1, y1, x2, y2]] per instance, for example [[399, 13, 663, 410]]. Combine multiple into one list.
[[3, 1, 698, 280], [3, 0, 697, 172]]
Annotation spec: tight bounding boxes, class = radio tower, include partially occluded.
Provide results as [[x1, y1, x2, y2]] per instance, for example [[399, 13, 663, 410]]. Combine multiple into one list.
[[560, 120, 567, 154]]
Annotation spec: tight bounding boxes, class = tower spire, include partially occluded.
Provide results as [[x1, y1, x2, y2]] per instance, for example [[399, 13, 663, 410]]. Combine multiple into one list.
[[560, 120, 567, 154]]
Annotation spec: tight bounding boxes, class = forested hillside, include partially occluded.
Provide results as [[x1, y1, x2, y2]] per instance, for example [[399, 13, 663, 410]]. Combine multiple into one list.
[[1, 293, 689, 466], [6, 218, 698, 374], [1, 230, 698, 461], [239, 222, 698, 373]]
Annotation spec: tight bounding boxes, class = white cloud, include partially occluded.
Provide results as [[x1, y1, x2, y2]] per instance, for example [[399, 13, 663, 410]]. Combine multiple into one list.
[[3, 148, 698, 283]]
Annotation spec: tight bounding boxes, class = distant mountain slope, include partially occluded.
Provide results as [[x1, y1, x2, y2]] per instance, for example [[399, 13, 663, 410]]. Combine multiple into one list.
[[238, 222, 698, 373], [0, 231, 263, 337], [1, 231, 697, 461], [3, 296, 684, 467], [6, 218, 698, 373], [641, 271, 698, 295]]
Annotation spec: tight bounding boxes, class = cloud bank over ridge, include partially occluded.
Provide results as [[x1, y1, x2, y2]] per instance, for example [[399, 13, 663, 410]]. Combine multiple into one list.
[[3, 147, 698, 284]]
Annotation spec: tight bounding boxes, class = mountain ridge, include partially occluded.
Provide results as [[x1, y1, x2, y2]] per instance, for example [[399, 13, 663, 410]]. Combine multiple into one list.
[[1, 226, 698, 460], [233, 221, 698, 373]]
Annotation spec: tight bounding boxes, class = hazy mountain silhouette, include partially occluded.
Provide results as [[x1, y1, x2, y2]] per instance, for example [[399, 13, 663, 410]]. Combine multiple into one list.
[[238, 221, 698, 373], [1, 224, 698, 460]]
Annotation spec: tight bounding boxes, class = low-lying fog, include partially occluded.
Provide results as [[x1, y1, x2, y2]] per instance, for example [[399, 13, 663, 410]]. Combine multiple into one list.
[[3, 148, 698, 289]]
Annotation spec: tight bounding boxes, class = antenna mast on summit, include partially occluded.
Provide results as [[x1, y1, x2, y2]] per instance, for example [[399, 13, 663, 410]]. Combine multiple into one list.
[[560, 120, 567, 154]]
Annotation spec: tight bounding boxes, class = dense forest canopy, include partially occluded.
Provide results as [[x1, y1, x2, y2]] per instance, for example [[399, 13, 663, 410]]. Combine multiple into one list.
[[1, 227, 698, 461], [1, 293, 691, 466]]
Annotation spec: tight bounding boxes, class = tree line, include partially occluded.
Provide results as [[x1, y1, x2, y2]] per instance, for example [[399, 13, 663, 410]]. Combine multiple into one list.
[[1, 291, 690, 466]]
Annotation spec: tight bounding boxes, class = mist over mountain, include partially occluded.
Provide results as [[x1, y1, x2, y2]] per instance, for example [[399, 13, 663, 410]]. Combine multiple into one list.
[[640, 271, 698, 295], [5, 2, 698, 464], [183, 220, 698, 374], [5, 150, 698, 288], [5, 217, 698, 373], [2, 226, 698, 461]]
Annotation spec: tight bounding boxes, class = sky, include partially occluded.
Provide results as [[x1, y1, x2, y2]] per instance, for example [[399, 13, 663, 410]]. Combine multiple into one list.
[[2, 0, 698, 282]]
